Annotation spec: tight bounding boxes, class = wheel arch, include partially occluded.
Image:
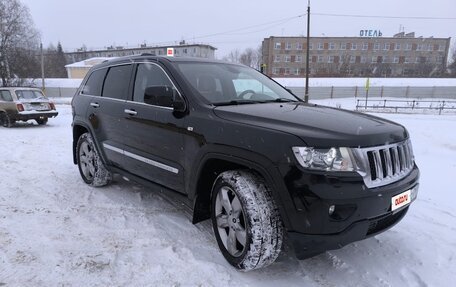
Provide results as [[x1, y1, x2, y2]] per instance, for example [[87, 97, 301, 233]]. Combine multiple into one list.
[[190, 151, 291, 229]]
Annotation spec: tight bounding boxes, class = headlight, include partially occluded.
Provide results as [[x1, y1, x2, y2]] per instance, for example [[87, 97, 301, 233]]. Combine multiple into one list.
[[292, 147, 355, 172]]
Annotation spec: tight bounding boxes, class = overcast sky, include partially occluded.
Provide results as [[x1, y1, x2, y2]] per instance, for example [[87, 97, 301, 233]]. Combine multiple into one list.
[[21, 0, 456, 58]]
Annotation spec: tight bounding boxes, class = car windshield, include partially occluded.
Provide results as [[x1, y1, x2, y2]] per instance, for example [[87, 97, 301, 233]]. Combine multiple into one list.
[[15, 90, 45, 100], [175, 62, 300, 105]]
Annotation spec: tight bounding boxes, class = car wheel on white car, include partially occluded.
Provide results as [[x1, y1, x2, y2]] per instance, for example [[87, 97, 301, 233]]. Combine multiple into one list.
[[211, 170, 283, 271], [76, 132, 112, 186], [0, 112, 14, 128]]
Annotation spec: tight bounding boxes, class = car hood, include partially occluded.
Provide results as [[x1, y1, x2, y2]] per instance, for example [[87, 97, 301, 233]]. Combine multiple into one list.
[[213, 102, 408, 147]]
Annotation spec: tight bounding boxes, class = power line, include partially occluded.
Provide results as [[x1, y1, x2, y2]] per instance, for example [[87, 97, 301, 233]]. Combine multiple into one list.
[[313, 12, 456, 20]]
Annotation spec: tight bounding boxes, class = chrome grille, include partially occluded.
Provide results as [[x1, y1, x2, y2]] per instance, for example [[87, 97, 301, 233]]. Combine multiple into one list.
[[353, 140, 414, 188]]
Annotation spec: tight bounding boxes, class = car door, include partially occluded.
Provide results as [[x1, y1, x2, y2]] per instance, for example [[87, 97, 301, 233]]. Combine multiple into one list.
[[120, 62, 186, 193], [86, 64, 133, 168]]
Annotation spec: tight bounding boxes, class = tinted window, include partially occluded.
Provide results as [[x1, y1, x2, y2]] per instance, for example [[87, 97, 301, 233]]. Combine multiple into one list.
[[133, 63, 173, 103], [102, 65, 132, 100], [0, 90, 13, 101], [82, 68, 107, 96]]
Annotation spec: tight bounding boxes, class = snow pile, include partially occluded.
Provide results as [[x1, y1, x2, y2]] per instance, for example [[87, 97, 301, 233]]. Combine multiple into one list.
[[0, 102, 455, 286], [275, 77, 456, 87]]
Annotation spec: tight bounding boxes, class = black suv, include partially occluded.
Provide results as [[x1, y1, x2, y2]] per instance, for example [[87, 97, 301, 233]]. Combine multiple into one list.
[[71, 55, 419, 271]]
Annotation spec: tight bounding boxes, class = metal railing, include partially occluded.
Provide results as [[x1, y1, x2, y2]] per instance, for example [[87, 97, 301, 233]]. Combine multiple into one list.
[[356, 99, 456, 115]]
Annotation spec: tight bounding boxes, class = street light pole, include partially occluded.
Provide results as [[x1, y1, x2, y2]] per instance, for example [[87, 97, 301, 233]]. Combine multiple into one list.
[[304, 0, 311, 103], [40, 43, 45, 91]]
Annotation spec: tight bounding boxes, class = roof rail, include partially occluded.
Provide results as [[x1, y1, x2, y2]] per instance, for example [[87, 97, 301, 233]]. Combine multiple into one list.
[[140, 53, 155, 56]]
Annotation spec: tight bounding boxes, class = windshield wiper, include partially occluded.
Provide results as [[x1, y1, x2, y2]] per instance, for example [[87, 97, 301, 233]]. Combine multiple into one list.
[[214, 100, 260, 106], [263, 98, 299, 103]]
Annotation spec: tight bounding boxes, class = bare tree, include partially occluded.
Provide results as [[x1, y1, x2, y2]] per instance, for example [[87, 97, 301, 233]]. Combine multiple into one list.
[[0, 0, 40, 86], [224, 46, 262, 70], [222, 49, 241, 63], [448, 48, 456, 77]]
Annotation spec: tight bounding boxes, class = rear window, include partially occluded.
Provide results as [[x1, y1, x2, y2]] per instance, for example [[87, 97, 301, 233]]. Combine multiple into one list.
[[102, 65, 132, 100], [15, 90, 44, 100], [82, 68, 107, 96]]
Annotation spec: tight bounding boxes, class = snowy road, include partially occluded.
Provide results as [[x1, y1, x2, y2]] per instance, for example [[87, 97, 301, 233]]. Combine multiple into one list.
[[1, 102, 455, 286]]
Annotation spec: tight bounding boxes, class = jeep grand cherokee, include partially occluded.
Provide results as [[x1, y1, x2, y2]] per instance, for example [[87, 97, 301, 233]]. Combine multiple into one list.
[[71, 55, 419, 271]]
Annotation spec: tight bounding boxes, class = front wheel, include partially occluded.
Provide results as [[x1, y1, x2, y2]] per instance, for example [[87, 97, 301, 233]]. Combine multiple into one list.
[[76, 133, 112, 187], [0, 112, 14, 128], [211, 170, 283, 271]]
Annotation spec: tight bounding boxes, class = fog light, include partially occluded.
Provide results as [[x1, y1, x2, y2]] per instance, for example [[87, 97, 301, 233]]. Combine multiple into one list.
[[411, 184, 419, 201], [329, 205, 335, 215]]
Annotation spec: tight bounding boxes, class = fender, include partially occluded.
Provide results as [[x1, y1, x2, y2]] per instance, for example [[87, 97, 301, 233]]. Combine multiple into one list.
[[72, 118, 110, 168], [189, 145, 294, 228]]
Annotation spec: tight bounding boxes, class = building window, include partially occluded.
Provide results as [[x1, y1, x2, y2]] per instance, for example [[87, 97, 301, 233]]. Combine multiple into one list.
[[328, 56, 335, 63], [415, 57, 420, 63], [318, 55, 324, 63], [404, 57, 410, 63], [417, 44, 423, 51], [284, 55, 291, 62], [374, 43, 380, 51], [350, 55, 356, 63], [340, 43, 347, 50], [437, 56, 444, 63], [284, 68, 290, 75], [361, 56, 367, 63], [383, 57, 389, 63], [405, 43, 412, 51], [329, 42, 335, 50], [395, 43, 401, 50], [294, 68, 300, 75], [383, 43, 390, 50], [296, 43, 303, 50], [362, 43, 368, 50], [296, 55, 302, 62], [351, 43, 357, 50], [427, 44, 433, 51], [317, 43, 324, 50], [438, 45, 445, 51], [274, 55, 281, 62], [274, 42, 281, 49], [272, 67, 280, 75], [285, 42, 292, 50], [309, 43, 313, 50], [393, 57, 399, 63], [371, 56, 377, 63]]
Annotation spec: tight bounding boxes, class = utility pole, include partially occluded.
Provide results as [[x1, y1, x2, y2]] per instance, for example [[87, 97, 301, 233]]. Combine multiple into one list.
[[304, 0, 311, 103], [40, 43, 45, 91]]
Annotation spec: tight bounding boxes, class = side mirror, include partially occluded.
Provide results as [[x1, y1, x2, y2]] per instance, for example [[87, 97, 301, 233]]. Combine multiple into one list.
[[144, 86, 186, 112]]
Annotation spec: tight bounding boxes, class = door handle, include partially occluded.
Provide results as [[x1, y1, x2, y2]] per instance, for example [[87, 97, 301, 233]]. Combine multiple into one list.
[[124, 109, 137, 116], [90, 102, 100, 108]]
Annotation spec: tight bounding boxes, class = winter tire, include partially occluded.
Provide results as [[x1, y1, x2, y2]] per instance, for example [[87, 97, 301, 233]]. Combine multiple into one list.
[[0, 112, 13, 128], [211, 170, 283, 271], [36, 117, 48, 125], [76, 132, 112, 186]]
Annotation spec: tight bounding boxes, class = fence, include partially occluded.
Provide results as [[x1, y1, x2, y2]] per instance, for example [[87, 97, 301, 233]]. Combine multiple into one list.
[[287, 86, 456, 100], [355, 99, 456, 115]]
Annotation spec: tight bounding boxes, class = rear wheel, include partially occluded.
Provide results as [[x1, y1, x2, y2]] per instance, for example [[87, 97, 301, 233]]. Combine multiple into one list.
[[76, 133, 112, 186], [211, 170, 283, 271], [36, 117, 48, 125], [0, 112, 14, 128]]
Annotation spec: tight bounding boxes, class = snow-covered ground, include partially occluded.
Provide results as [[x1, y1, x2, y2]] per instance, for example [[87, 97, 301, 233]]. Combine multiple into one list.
[[1, 99, 455, 286]]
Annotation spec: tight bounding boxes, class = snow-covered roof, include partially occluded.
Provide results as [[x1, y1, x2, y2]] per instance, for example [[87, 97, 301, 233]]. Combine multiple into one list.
[[65, 57, 115, 68]]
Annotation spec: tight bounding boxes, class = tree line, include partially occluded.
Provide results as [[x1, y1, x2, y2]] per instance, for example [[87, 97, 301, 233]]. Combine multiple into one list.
[[0, 0, 67, 86]]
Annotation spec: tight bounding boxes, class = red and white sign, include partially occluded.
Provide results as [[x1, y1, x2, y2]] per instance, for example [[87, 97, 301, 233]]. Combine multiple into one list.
[[167, 48, 174, 57], [391, 189, 411, 211]]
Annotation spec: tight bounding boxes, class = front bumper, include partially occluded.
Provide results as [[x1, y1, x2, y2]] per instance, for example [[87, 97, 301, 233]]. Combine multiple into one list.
[[16, 111, 58, 121], [274, 163, 420, 259]]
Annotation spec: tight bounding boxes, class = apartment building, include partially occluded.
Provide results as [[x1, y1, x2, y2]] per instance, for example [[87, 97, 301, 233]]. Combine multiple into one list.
[[262, 32, 451, 77], [65, 42, 217, 64]]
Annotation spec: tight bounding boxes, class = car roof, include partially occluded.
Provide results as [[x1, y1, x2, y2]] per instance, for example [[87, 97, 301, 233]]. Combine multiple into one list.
[[92, 55, 244, 69]]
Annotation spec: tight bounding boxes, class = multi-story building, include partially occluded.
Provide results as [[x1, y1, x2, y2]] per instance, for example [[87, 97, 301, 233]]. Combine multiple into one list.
[[64, 42, 217, 64], [262, 32, 451, 77]]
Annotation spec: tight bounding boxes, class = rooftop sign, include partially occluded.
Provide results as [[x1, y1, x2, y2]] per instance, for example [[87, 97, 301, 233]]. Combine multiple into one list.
[[360, 30, 383, 37]]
